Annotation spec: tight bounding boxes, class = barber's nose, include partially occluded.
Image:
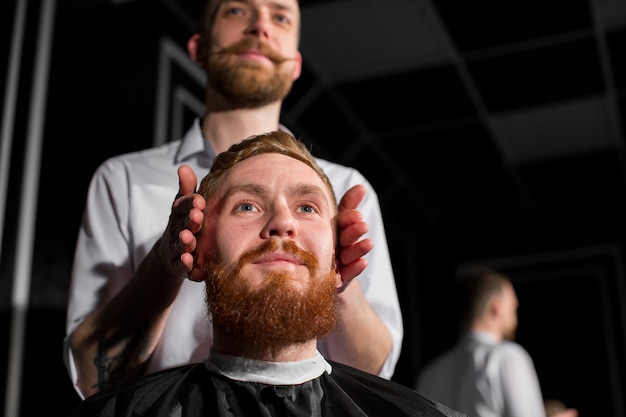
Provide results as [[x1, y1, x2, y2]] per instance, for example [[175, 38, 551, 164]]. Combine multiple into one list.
[[245, 11, 271, 40], [261, 207, 295, 239]]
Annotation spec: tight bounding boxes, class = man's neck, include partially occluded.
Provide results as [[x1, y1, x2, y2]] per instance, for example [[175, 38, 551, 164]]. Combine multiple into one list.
[[201, 102, 283, 154], [469, 323, 502, 341], [212, 330, 319, 362]]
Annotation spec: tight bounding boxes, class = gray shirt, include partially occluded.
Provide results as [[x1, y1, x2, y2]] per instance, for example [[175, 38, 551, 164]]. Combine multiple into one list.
[[416, 331, 546, 417]]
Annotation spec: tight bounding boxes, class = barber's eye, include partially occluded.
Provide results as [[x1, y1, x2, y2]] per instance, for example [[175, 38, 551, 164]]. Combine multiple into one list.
[[275, 14, 289, 24], [226, 7, 244, 16]]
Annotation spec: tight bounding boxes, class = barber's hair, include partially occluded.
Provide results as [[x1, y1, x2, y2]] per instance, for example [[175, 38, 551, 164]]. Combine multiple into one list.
[[456, 265, 510, 329], [198, 130, 336, 209], [195, 0, 218, 34]]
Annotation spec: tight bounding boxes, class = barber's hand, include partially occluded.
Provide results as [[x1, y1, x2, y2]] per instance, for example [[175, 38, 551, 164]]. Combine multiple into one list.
[[156, 164, 206, 282], [336, 184, 374, 288]]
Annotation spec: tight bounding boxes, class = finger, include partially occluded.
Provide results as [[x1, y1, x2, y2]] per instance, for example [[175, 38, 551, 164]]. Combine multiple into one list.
[[338, 184, 366, 212], [178, 229, 197, 253], [338, 218, 368, 247], [339, 258, 368, 285], [336, 206, 363, 230], [187, 201, 205, 234], [173, 193, 205, 218], [193, 192, 206, 210], [339, 238, 373, 269], [177, 230, 197, 279], [177, 164, 198, 198], [179, 252, 195, 278]]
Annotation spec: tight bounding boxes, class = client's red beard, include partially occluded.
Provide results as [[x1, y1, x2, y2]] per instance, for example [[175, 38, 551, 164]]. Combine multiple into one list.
[[204, 240, 337, 351], [207, 37, 295, 108]]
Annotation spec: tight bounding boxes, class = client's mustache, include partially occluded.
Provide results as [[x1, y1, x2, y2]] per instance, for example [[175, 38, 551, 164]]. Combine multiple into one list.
[[212, 38, 295, 64], [237, 239, 316, 271]]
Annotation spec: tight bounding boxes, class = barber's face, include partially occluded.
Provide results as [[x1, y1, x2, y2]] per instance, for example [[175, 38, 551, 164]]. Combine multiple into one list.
[[204, 0, 302, 105], [209, 0, 300, 64]]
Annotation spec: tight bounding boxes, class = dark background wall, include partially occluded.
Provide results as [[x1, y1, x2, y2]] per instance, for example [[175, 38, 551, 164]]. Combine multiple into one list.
[[1, 1, 626, 416]]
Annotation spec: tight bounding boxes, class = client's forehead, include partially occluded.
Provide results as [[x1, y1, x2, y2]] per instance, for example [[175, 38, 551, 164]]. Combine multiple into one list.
[[225, 153, 324, 187], [221, 154, 329, 203]]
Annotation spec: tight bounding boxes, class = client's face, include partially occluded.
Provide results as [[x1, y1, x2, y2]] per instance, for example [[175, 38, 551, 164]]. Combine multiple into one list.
[[199, 153, 339, 348]]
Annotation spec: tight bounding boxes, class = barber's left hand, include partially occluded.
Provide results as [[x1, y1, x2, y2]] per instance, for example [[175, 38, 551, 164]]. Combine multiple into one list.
[[336, 184, 374, 286]]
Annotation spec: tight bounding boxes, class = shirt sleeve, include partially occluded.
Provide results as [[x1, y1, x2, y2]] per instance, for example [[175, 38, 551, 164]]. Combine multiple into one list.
[[315, 160, 404, 380], [63, 158, 135, 398]]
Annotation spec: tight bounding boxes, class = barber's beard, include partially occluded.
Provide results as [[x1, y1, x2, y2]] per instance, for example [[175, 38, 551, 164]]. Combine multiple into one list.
[[204, 240, 337, 350], [207, 38, 295, 108]]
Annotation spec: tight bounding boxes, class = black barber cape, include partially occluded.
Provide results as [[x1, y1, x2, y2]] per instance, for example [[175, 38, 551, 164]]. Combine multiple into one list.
[[68, 351, 466, 417]]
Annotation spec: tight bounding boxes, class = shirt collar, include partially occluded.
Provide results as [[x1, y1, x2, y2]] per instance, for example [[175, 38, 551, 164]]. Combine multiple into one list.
[[204, 349, 332, 385], [467, 330, 499, 345], [175, 117, 216, 164], [175, 117, 294, 165]]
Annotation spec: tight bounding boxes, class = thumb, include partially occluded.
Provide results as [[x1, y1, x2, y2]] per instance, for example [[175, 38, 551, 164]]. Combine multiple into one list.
[[177, 164, 198, 197], [338, 184, 366, 211]]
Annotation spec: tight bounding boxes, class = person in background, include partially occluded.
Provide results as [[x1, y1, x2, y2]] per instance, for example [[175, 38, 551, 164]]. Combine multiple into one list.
[[415, 265, 547, 417], [67, 131, 464, 417], [64, 0, 402, 400]]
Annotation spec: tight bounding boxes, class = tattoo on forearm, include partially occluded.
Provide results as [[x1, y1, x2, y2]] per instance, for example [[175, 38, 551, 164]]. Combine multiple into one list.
[[91, 326, 152, 391]]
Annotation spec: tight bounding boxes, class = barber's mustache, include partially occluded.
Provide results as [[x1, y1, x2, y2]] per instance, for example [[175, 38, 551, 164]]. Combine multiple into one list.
[[212, 38, 297, 64]]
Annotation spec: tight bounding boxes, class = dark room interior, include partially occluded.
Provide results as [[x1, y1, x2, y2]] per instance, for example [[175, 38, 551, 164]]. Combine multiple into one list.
[[1, 0, 626, 416]]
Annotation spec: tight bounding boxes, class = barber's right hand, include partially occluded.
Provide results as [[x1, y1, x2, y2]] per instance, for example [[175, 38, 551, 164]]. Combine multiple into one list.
[[335, 184, 373, 289], [156, 164, 206, 282]]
